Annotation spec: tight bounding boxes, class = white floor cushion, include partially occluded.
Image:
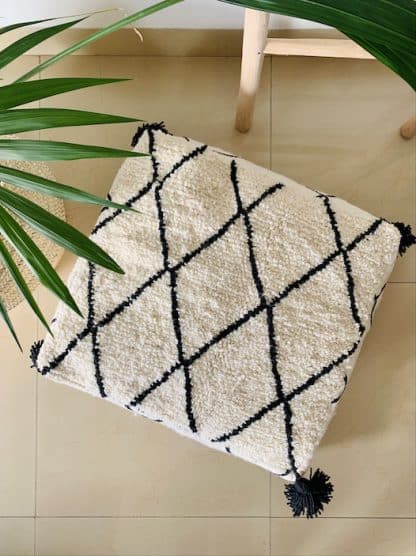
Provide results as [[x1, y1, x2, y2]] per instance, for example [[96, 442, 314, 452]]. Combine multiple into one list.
[[31, 122, 415, 518]]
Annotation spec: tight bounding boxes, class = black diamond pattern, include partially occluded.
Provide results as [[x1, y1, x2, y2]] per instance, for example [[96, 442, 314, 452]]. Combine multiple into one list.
[[33, 123, 385, 478]]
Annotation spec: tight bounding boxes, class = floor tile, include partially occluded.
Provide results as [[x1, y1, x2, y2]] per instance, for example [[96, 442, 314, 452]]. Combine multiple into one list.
[[272, 284, 415, 517], [99, 55, 271, 168], [35, 517, 269, 556], [36, 377, 268, 516], [0, 518, 34, 556], [0, 300, 37, 516], [271, 57, 416, 283], [270, 517, 415, 556]]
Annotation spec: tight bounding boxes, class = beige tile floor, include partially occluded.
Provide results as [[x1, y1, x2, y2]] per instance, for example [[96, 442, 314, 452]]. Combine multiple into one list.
[[0, 53, 415, 556]]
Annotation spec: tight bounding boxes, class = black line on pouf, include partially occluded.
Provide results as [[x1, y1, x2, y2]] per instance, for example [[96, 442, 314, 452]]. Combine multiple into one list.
[[87, 262, 106, 398], [92, 127, 160, 235], [320, 194, 365, 337], [230, 160, 298, 475], [154, 179, 198, 433], [148, 142, 208, 433]]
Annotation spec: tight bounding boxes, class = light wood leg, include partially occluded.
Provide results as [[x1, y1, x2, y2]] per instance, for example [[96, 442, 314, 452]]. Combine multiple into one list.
[[400, 116, 416, 140], [235, 9, 270, 133]]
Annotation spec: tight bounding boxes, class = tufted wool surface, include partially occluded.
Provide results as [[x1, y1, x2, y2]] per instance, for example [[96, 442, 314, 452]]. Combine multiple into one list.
[[32, 123, 403, 482]]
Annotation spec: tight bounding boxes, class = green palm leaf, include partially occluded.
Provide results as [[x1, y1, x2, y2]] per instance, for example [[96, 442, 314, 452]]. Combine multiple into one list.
[[345, 32, 416, 88], [0, 9, 122, 36], [0, 239, 51, 334], [0, 294, 21, 350], [0, 205, 81, 317], [0, 77, 129, 110], [0, 108, 139, 135], [0, 186, 124, 274], [16, 0, 184, 82], [223, 0, 414, 46], [0, 18, 86, 71], [0, 139, 146, 161], [0, 165, 134, 210], [0, 18, 59, 36]]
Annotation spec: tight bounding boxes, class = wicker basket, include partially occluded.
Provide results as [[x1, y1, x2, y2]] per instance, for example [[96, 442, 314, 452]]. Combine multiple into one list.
[[0, 157, 65, 311]]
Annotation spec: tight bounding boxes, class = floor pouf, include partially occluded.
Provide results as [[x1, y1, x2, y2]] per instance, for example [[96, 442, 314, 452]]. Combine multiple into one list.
[[31, 122, 415, 518]]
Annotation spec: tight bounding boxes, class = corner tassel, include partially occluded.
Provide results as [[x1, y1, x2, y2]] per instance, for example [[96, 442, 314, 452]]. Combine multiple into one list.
[[393, 222, 416, 256], [30, 340, 43, 371], [284, 468, 334, 518]]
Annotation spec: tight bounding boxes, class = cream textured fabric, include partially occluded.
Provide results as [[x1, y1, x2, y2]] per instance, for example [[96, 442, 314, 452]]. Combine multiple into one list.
[[32, 122, 404, 485]]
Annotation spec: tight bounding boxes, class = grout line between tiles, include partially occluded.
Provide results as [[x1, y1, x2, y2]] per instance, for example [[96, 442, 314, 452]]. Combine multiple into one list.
[[84, 54, 244, 60], [34, 262, 39, 556], [268, 473, 272, 556], [387, 281, 416, 284], [34, 376, 38, 554]]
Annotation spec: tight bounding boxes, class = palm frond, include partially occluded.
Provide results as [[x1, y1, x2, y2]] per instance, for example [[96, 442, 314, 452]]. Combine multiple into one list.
[[0, 205, 82, 317], [0, 108, 139, 135], [0, 18, 86, 71], [0, 139, 146, 161], [0, 78, 129, 110], [16, 0, 184, 82], [0, 164, 135, 210], [0, 187, 124, 274], [0, 239, 51, 334], [0, 294, 21, 349], [0, 17, 62, 36]]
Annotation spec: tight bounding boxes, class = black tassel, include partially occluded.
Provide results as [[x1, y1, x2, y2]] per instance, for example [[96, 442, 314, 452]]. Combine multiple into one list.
[[131, 121, 170, 147], [393, 222, 416, 256], [284, 468, 334, 518], [30, 340, 43, 371]]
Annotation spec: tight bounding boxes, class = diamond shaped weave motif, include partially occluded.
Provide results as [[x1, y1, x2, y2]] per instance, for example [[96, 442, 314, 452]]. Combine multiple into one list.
[[33, 122, 403, 483]]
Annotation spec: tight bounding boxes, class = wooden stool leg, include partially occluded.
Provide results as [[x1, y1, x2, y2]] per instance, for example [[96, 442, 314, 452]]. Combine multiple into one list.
[[235, 9, 270, 133], [400, 116, 416, 140]]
